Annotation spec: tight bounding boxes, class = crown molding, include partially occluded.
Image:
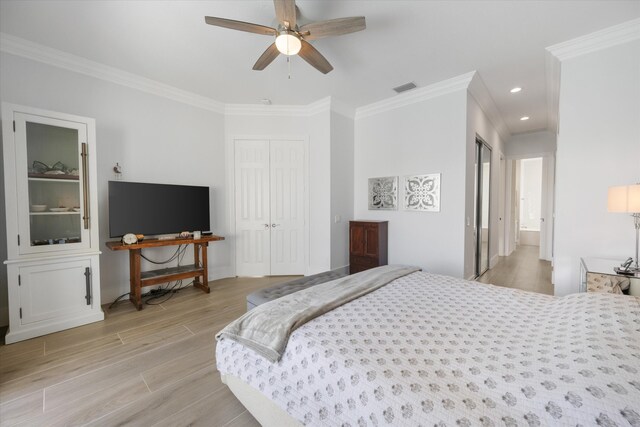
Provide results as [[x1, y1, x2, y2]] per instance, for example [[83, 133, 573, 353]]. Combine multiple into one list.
[[468, 72, 512, 143], [544, 19, 640, 135], [0, 32, 225, 114], [355, 71, 475, 120], [306, 97, 331, 116], [224, 103, 311, 117], [546, 18, 640, 61], [224, 96, 353, 118]]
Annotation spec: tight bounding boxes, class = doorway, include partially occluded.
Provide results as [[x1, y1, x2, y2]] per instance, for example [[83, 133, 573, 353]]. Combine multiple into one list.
[[233, 138, 308, 276], [506, 155, 554, 261], [474, 137, 492, 278]]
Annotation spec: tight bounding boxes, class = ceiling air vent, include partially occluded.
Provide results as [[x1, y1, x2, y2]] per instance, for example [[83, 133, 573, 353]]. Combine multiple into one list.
[[393, 82, 417, 94]]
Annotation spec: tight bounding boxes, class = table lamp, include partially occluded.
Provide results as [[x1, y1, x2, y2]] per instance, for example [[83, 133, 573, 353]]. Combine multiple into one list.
[[608, 183, 640, 271]]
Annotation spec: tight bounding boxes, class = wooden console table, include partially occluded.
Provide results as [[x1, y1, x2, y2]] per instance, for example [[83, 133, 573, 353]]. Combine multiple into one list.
[[106, 235, 224, 310]]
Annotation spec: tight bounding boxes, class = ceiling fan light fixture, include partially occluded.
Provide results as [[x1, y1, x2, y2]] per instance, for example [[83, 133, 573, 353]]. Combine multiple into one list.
[[275, 31, 301, 55]]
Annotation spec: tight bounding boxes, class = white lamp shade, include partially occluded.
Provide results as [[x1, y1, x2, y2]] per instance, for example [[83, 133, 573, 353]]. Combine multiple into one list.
[[608, 184, 640, 213], [608, 185, 629, 212], [628, 184, 640, 213]]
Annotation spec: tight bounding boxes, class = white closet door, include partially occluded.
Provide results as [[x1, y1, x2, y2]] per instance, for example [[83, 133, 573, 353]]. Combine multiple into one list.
[[235, 140, 270, 276], [269, 140, 305, 275]]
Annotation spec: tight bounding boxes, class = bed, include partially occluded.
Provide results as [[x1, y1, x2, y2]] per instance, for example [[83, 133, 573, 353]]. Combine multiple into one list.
[[216, 268, 640, 426]]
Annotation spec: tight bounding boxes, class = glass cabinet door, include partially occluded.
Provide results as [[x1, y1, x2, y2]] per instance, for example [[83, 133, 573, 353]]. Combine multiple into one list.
[[14, 113, 91, 254]]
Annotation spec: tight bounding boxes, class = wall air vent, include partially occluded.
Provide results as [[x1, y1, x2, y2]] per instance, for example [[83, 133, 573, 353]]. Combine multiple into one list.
[[393, 82, 417, 94]]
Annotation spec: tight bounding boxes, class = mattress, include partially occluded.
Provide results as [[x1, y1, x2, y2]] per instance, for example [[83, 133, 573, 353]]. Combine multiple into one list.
[[216, 271, 640, 426]]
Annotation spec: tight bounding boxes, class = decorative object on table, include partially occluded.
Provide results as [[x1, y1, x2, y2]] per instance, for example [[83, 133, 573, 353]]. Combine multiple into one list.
[[403, 173, 441, 212], [608, 183, 640, 272], [135, 234, 145, 242], [368, 176, 398, 210], [179, 231, 191, 238], [121, 233, 138, 245], [193, 231, 202, 240]]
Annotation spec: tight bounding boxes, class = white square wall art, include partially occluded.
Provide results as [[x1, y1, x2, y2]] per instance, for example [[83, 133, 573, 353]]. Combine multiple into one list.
[[404, 173, 441, 212], [368, 176, 398, 210]]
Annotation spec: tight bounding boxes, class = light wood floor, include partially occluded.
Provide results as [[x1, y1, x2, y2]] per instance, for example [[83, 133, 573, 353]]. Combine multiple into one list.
[[0, 276, 299, 427], [0, 252, 552, 426], [477, 244, 554, 295]]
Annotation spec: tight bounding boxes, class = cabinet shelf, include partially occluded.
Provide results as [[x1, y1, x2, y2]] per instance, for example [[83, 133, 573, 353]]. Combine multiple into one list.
[[30, 211, 81, 216], [28, 173, 79, 181]]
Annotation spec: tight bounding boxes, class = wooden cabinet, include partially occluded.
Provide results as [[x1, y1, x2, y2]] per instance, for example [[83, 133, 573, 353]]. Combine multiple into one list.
[[349, 221, 388, 274], [2, 103, 103, 343]]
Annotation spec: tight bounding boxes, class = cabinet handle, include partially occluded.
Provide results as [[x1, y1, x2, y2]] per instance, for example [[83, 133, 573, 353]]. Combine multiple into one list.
[[84, 267, 92, 305], [263, 224, 270, 229], [271, 224, 280, 228], [81, 143, 90, 229]]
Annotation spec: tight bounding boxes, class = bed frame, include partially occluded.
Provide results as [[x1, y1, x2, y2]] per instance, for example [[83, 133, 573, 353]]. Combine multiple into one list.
[[222, 374, 301, 426]]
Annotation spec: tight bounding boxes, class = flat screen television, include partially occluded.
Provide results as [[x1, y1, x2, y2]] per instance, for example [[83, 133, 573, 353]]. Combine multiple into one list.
[[108, 181, 210, 238]]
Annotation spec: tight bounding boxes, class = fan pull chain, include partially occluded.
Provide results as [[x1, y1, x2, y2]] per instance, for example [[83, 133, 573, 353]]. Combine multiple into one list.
[[287, 56, 292, 79]]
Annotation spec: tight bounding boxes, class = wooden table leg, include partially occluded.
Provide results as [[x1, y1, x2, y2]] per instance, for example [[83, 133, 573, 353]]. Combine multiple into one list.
[[129, 249, 142, 310], [193, 242, 201, 288], [193, 243, 210, 294]]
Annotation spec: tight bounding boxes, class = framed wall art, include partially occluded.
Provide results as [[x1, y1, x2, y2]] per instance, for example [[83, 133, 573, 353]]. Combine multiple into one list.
[[368, 176, 398, 210], [404, 173, 441, 212]]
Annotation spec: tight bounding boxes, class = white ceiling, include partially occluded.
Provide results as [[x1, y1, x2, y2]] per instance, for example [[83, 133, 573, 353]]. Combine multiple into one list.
[[1, 1, 638, 135]]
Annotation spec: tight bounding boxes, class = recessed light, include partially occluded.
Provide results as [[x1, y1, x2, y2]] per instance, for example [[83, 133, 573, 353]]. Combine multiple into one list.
[[520, 116, 530, 121], [510, 87, 522, 93]]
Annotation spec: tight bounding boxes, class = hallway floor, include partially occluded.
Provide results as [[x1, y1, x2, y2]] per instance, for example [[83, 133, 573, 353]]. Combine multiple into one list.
[[477, 245, 553, 295]]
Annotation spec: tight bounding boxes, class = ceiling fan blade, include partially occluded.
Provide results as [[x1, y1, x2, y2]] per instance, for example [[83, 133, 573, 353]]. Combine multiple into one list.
[[300, 16, 366, 40], [298, 39, 333, 74], [273, 0, 296, 28], [253, 43, 281, 70], [205, 16, 276, 36]]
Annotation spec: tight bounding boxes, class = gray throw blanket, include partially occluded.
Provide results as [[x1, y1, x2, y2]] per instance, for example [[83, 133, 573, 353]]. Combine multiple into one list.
[[216, 265, 421, 362]]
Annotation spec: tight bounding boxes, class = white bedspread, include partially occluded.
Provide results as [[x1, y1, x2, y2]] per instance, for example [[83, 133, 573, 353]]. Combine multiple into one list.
[[216, 272, 640, 426]]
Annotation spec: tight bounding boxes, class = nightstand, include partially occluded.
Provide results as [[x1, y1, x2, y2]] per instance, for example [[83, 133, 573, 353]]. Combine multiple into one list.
[[580, 258, 640, 296]]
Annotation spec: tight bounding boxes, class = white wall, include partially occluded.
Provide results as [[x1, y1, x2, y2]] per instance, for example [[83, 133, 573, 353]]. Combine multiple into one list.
[[505, 131, 556, 158], [0, 52, 228, 310], [354, 90, 468, 277], [330, 110, 354, 270], [224, 109, 333, 274], [465, 93, 505, 279], [554, 39, 640, 295]]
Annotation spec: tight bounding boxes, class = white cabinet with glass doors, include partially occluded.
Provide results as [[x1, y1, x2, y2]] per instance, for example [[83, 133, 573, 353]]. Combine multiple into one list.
[[2, 103, 103, 344]]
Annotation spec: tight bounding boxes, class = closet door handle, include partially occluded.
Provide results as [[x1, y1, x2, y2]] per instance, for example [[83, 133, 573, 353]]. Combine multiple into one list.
[[263, 224, 270, 229], [271, 224, 280, 228]]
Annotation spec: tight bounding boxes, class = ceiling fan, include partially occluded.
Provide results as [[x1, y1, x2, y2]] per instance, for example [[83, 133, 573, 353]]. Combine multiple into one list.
[[205, 0, 366, 74]]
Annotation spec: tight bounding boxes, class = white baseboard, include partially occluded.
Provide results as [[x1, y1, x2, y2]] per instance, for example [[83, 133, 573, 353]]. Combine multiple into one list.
[[208, 266, 234, 282], [332, 265, 350, 275], [490, 254, 500, 269]]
